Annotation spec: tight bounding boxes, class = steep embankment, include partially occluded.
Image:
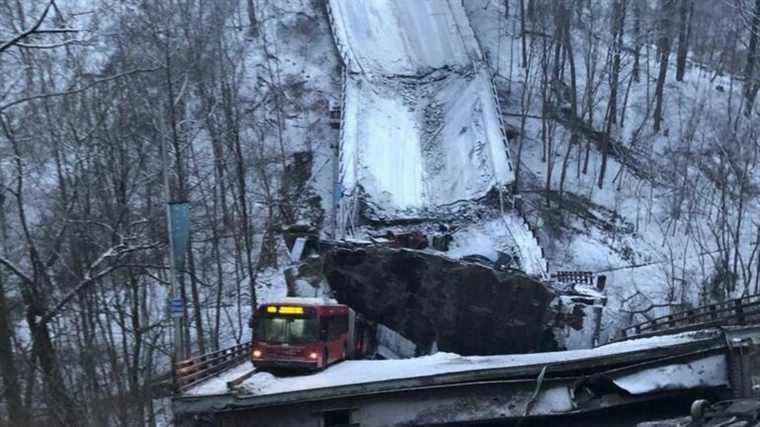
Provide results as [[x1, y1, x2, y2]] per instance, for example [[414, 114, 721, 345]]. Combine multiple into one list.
[[463, 0, 760, 342]]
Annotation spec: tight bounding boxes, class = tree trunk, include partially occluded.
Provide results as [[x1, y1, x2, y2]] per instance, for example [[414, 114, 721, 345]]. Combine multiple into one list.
[[247, 0, 259, 37], [632, 0, 642, 82], [3, 118, 81, 425], [744, 0, 760, 115], [127, 270, 146, 424], [520, 0, 528, 67], [213, 230, 225, 351], [187, 237, 205, 355], [0, 270, 27, 425], [653, 0, 674, 132], [30, 314, 82, 425], [559, 0, 578, 194], [599, 0, 625, 189], [581, 0, 596, 176], [0, 171, 28, 425], [675, 0, 691, 81]]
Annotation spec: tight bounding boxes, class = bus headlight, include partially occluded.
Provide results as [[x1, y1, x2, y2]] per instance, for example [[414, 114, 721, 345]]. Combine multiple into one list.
[[253, 350, 262, 358], [308, 352, 318, 360]]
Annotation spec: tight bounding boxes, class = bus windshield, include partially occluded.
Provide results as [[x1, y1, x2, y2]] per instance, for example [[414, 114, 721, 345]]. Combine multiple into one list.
[[254, 316, 318, 344]]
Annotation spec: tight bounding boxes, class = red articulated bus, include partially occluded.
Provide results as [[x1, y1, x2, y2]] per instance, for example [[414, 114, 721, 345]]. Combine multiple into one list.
[[250, 298, 375, 370]]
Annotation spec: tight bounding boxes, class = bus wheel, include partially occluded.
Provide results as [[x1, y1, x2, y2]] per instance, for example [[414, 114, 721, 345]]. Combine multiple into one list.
[[690, 399, 709, 421]]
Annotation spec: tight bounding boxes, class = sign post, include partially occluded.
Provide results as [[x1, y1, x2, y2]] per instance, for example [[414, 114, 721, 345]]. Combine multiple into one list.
[[166, 201, 190, 363]]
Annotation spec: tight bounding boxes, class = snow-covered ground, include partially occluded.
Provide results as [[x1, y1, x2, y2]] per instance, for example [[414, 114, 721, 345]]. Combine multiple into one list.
[[330, 0, 514, 219], [448, 213, 547, 276]]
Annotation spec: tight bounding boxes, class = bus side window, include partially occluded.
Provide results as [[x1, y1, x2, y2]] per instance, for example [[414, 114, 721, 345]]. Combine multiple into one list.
[[320, 316, 330, 340], [328, 314, 348, 340]]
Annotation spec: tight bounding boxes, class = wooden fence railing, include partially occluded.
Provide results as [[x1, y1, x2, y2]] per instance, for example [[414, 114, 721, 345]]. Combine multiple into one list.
[[174, 342, 251, 392], [616, 294, 760, 342]]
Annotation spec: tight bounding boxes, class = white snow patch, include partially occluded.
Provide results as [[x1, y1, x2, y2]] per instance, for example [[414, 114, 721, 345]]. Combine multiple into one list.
[[613, 354, 728, 394], [447, 214, 547, 276], [288, 238, 307, 262], [269, 296, 339, 306], [184, 361, 255, 396]]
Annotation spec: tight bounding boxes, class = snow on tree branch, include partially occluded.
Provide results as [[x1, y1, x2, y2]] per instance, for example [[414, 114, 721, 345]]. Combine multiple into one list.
[[38, 240, 160, 325], [0, 255, 34, 286], [0, 66, 163, 113], [0, 0, 56, 54]]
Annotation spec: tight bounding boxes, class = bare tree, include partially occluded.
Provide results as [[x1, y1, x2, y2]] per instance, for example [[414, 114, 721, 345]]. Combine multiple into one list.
[[653, 0, 675, 132], [0, 170, 28, 426], [674, 0, 693, 81], [247, 0, 260, 37], [632, 0, 643, 82], [743, 0, 760, 114], [520, 0, 528, 67], [599, 0, 626, 188]]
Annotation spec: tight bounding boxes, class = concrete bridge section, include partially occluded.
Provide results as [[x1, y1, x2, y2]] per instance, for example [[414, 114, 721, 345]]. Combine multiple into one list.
[[325, 0, 548, 279], [172, 325, 760, 426], [327, 0, 514, 222]]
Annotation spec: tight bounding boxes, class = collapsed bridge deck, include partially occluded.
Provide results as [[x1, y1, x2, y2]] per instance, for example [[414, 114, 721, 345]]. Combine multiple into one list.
[[328, 0, 514, 220], [173, 326, 760, 426]]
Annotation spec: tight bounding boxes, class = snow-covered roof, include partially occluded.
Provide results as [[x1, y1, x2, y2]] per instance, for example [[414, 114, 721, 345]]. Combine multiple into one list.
[[265, 297, 339, 306]]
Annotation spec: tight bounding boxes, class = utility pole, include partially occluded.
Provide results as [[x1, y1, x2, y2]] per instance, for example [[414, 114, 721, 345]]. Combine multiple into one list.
[[160, 133, 185, 367], [166, 203, 184, 363]]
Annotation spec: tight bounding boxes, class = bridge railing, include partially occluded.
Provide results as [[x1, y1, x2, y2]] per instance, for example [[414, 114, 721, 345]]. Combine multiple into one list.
[[174, 342, 251, 392], [552, 271, 594, 285], [616, 294, 760, 341]]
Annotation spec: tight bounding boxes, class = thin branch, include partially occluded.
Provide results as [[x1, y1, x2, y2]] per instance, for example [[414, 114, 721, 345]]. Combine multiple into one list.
[[0, 1, 55, 54], [0, 255, 33, 285], [621, 303, 681, 315], [39, 242, 159, 325], [24, 29, 81, 34], [0, 66, 163, 113], [14, 38, 90, 50]]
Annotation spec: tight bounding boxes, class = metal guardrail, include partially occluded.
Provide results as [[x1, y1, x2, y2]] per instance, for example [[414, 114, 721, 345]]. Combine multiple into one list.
[[616, 294, 760, 342], [174, 342, 251, 392], [552, 271, 594, 285], [489, 74, 514, 169]]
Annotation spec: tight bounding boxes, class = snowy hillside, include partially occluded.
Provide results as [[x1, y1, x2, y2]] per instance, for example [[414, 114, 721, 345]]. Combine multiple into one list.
[[463, 0, 760, 342]]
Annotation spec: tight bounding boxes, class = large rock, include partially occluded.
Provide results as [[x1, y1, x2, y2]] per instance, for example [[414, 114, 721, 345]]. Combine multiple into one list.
[[323, 243, 559, 355]]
